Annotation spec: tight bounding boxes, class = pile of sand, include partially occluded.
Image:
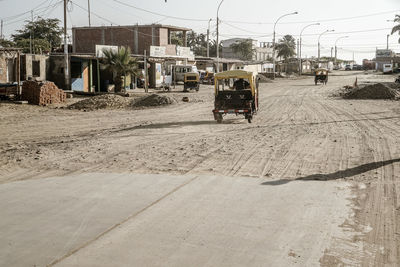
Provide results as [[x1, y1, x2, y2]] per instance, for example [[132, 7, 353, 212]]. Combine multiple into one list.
[[133, 94, 176, 107], [257, 75, 272, 83], [68, 94, 132, 110], [342, 83, 400, 100]]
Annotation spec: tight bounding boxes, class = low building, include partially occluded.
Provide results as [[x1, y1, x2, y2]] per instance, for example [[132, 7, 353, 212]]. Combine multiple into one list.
[[72, 24, 191, 57], [221, 38, 274, 61], [375, 49, 400, 71]]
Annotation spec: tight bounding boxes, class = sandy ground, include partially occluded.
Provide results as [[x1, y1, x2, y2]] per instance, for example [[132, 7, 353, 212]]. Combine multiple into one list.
[[1, 70, 400, 266]]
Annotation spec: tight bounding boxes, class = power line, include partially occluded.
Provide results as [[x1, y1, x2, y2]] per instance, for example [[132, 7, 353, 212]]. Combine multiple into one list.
[[223, 9, 400, 25], [113, 0, 209, 22], [1, 0, 52, 21]]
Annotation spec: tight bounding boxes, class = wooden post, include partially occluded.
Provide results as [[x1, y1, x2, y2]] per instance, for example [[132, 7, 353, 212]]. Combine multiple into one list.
[[16, 51, 21, 98], [144, 50, 148, 93]]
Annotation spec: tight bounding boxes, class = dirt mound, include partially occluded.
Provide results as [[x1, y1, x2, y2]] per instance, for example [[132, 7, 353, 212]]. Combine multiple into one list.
[[133, 94, 176, 107], [342, 83, 400, 100], [68, 94, 132, 110], [257, 74, 272, 83]]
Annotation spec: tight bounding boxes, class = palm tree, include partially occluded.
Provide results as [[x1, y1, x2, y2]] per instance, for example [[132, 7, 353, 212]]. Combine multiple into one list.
[[275, 35, 296, 61], [102, 46, 139, 93], [391, 15, 400, 43]]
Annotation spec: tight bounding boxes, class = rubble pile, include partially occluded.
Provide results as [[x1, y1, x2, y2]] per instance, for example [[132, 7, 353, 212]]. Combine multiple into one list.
[[133, 94, 176, 107], [22, 81, 66, 105], [342, 83, 400, 100], [68, 94, 132, 110]]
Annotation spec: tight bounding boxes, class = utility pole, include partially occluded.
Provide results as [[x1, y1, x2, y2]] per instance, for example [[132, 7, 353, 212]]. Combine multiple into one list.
[[30, 10, 33, 54], [64, 0, 70, 90], [207, 19, 211, 57], [88, 0, 91, 27], [330, 47, 333, 60], [387, 34, 390, 50], [0, 20, 3, 40], [144, 50, 148, 93], [297, 39, 300, 73], [216, 0, 224, 73], [31, 10, 35, 54]]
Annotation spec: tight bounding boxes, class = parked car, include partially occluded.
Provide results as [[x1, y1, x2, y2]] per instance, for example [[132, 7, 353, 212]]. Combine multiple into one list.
[[352, 64, 363, 70], [383, 64, 393, 74], [345, 64, 352, 71]]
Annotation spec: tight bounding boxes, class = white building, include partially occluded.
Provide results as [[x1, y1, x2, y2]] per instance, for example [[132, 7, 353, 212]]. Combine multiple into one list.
[[221, 38, 274, 62]]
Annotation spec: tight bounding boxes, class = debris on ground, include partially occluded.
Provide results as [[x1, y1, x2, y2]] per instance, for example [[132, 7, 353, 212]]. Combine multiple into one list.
[[341, 82, 400, 100], [182, 97, 189, 102], [22, 81, 66, 106], [133, 94, 176, 107], [257, 74, 273, 83], [68, 94, 132, 110]]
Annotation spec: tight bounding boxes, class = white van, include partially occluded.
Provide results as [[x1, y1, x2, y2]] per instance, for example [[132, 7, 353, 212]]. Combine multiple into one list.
[[383, 64, 393, 74]]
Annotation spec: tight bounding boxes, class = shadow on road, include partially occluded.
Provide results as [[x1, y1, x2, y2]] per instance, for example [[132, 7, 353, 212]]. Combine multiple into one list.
[[110, 119, 244, 133], [261, 158, 400, 186]]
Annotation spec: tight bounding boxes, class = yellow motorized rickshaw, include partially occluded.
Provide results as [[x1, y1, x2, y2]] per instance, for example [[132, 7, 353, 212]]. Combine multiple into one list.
[[212, 70, 259, 123], [315, 68, 329, 85], [183, 72, 200, 92]]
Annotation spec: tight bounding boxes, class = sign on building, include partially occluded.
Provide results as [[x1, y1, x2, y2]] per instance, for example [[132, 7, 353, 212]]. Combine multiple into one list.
[[150, 46, 166, 57], [376, 49, 393, 58], [96, 45, 118, 58]]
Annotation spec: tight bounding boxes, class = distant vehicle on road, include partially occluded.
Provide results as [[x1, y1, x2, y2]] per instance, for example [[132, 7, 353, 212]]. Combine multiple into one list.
[[314, 68, 328, 85], [172, 65, 197, 84], [383, 64, 393, 74], [183, 72, 200, 92], [352, 64, 363, 70], [345, 64, 352, 71]]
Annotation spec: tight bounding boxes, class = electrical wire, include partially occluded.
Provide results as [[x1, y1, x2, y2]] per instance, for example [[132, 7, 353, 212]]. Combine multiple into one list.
[[113, 0, 209, 22]]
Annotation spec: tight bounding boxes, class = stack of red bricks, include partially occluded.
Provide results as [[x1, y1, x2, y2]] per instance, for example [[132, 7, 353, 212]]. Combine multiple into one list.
[[22, 81, 66, 106]]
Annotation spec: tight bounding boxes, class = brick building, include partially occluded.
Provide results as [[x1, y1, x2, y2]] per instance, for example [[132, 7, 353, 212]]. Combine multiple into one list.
[[72, 24, 191, 56]]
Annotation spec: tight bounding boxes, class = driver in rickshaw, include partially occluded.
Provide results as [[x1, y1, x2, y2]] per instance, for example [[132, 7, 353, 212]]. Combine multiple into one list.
[[233, 78, 250, 90]]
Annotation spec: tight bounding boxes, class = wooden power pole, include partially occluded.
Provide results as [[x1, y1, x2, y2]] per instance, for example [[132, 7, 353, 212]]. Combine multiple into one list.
[[64, 0, 70, 90]]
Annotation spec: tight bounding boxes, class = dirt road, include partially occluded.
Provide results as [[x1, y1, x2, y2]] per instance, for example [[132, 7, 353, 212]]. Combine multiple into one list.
[[0, 71, 399, 266]]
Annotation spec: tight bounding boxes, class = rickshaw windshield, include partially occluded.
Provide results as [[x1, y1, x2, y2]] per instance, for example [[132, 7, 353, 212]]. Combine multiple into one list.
[[216, 78, 251, 91]]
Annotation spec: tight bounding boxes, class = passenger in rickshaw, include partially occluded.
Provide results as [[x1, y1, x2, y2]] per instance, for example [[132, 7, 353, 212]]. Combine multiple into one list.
[[233, 78, 250, 90]]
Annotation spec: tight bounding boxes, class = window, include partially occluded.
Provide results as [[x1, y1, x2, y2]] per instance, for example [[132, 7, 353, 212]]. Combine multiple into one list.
[[32, 60, 40, 77]]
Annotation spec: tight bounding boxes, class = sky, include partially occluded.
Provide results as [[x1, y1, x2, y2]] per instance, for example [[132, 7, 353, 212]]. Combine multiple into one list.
[[0, 0, 399, 64]]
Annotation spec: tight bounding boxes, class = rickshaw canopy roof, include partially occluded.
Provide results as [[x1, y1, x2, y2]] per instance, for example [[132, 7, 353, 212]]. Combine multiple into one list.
[[215, 70, 255, 80], [315, 68, 328, 74]]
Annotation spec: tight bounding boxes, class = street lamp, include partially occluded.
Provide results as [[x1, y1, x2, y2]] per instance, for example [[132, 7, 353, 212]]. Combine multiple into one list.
[[272, 11, 298, 79], [318, 29, 334, 66], [299, 23, 320, 75], [334, 36, 349, 65], [216, 0, 225, 73]]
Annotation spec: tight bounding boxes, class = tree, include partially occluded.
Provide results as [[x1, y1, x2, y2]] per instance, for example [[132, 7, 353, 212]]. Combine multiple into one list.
[[0, 38, 15, 48], [102, 47, 140, 93], [14, 38, 51, 53], [230, 39, 255, 60], [12, 17, 63, 51], [391, 15, 400, 43], [275, 35, 296, 61]]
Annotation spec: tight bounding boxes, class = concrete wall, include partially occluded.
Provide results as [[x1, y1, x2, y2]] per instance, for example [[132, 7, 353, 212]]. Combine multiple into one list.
[[21, 54, 48, 81], [0, 55, 9, 83]]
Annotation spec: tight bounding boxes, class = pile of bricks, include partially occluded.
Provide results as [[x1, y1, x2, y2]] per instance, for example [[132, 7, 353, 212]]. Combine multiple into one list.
[[22, 81, 66, 106]]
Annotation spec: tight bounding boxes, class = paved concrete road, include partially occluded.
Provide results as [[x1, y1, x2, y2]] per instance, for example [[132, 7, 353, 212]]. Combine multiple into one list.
[[0, 173, 352, 267]]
